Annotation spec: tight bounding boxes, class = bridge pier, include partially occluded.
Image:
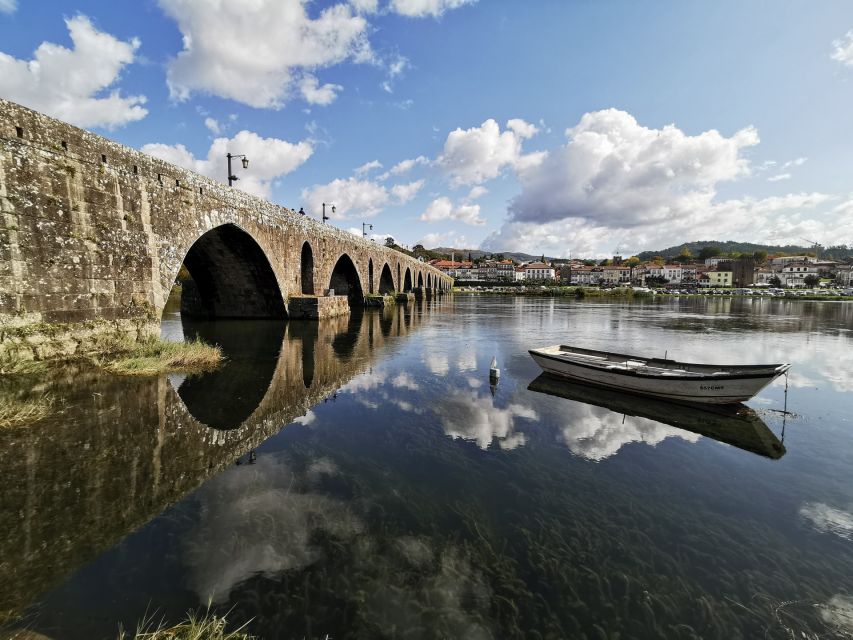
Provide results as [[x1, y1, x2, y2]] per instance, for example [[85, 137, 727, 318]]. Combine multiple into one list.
[[287, 296, 350, 320], [363, 294, 395, 308], [395, 292, 415, 304]]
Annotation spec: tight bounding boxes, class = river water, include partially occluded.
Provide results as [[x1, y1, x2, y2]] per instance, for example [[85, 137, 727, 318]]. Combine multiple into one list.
[[2, 296, 853, 639]]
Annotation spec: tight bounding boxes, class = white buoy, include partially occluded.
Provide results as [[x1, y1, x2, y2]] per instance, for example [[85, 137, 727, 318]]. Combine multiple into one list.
[[489, 356, 500, 379]]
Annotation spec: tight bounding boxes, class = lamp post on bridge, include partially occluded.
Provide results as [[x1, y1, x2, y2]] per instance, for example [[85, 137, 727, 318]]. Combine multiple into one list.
[[322, 203, 335, 223], [362, 222, 373, 238], [226, 153, 249, 187]]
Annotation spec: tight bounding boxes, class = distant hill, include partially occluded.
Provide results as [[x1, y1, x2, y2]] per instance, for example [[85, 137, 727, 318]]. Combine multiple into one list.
[[636, 240, 853, 262], [429, 247, 559, 263]]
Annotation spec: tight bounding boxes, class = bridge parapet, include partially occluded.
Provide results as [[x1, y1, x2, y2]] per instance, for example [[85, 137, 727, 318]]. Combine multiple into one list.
[[0, 99, 453, 360]]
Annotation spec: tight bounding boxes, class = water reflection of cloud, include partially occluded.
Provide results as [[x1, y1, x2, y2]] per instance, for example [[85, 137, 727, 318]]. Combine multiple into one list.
[[436, 391, 537, 450], [821, 595, 853, 635], [425, 353, 450, 376], [560, 404, 699, 462], [183, 456, 362, 603], [392, 372, 420, 390], [457, 350, 478, 372], [293, 410, 316, 426], [340, 370, 387, 393], [800, 502, 853, 541]]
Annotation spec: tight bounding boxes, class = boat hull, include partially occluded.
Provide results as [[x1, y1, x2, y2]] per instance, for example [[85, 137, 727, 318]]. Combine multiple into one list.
[[529, 350, 785, 404]]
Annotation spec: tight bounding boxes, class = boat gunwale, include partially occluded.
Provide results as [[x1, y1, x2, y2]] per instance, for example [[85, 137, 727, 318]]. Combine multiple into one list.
[[529, 347, 790, 382]]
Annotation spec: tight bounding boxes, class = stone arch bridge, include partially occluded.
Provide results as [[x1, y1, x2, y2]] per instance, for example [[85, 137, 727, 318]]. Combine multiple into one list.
[[0, 99, 452, 357]]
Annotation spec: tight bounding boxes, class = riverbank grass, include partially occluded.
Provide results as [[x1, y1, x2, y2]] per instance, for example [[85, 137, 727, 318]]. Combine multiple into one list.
[[0, 394, 54, 428], [95, 337, 223, 376], [120, 609, 254, 640]]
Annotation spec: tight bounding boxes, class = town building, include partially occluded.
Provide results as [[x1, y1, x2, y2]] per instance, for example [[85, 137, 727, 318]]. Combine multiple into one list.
[[771, 255, 817, 267], [647, 264, 683, 283], [700, 271, 733, 287], [781, 262, 820, 288], [524, 262, 556, 281], [718, 257, 755, 287]]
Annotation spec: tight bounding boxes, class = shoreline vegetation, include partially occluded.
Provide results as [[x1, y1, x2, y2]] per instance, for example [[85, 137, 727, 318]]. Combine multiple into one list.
[[452, 285, 853, 301], [0, 336, 222, 428], [118, 609, 254, 640], [91, 336, 223, 377], [0, 393, 54, 429]]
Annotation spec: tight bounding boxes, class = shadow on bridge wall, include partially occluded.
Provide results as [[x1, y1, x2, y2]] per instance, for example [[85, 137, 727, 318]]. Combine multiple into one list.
[[0, 300, 446, 618]]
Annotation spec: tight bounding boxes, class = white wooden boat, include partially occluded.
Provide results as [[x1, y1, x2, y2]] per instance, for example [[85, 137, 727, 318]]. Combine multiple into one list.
[[529, 345, 790, 404]]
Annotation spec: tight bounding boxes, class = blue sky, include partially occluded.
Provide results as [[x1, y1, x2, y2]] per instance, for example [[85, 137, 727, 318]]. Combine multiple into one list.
[[2, 0, 853, 257]]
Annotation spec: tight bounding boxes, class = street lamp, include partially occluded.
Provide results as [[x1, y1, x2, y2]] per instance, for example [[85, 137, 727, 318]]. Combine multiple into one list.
[[362, 222, 373, 238], [322, 202, 336, 223], [226, 153, 249, 187]]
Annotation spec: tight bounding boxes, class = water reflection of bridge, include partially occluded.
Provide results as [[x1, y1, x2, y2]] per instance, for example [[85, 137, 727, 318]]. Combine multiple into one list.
[[0, 300, 442, 618]]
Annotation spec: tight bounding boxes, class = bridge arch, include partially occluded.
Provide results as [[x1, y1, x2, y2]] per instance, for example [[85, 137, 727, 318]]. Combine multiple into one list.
[[379, 263, 395, 294], [329, 253, 364, 305], [397, 264, 401, 293], [301, 241, 314, 295], [368, 258, 374, 294], [403, 267, 413, 292], [177, 223, 286, 319], [417, 271, 424, 288]]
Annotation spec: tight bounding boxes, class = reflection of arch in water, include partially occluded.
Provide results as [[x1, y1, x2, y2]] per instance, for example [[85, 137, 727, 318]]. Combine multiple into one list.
[[178, 223, 286, 319], [404, 267, 413, 292], [301, 242, 315, 295], [177, 318, 286, 429], [379, 263, 395, 294], [329, 253, 364, 305], [527, 374, 786, 459], [331, 310, 365, 360], [287, 321, 319, 389]]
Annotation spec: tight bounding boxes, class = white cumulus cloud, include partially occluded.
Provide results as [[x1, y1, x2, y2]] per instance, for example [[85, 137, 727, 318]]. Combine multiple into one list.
[[767, 173, 791, 182], [438, 118, 544, 187], [509, 108, 758, 227], [355, 159, 383, 175], [465, 186, 488, 201], [204, 117, 221, 135], [420, 197, 485, 225], [391, 179, 425, 204], [0, 15, 147, 129], [300, 74, 344, 105], [831, 30, 853, 67], [390, 0, 477, 18], [160, 0, 372, 108], [301, 177, 389, 218], [390, 155, 430, 176], [142, 130, 313, 199], [0, 0, 18, 14]]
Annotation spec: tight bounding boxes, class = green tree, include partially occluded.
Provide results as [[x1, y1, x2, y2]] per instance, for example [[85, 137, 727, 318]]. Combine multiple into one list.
[[769, 275, 782, 287], [753, 250, 768, 264], [384, 237, 396, 248], [698, 246, 720, 260], [625, 256, 641, 266], [804, 274, 820, 288]]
